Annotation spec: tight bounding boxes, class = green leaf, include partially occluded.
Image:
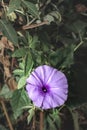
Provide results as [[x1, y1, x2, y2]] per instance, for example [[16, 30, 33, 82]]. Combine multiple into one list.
[[29, 35, 39, 49], [50, 11, 61, 22], [44, 110, 61, 130], [0, 125, 8, 130], [19, 62, 25, 69], [12, 48, 28, 57], [44, 11, 61, 23], [66, 20, 87, 34], [44, 14, 54, 23], [0, 19, 18, 45], [49, 44, 75, 68], [27, 109, 35, 124], [71, 20, 87, 33], [8, 0, 21, 13], [0, 84, 13, 99], [72, 111, 79, 130], [17, 76, 27, 89], [24, 52, 33, 76], [13, 69, 24, 76], [10, 89, 30, 119], [22, 0, 39, 18], [46, 116, 56, 130]]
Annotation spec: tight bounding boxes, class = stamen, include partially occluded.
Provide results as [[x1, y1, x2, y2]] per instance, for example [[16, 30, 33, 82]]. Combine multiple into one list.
[[42, 87, 47, 93]]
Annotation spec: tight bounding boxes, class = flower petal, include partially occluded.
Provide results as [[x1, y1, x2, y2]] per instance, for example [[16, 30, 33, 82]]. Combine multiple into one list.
[[48, 76, 68, 90], [26, 71, 43, 87], [33, 65, 54, 84], [50, 87, 68, 102], [33, 95, 44, 108], [26, 84, 45, 108], [26, 84, 40, 101], [47, 70, 67, 85], [41, 93, 60, 109]]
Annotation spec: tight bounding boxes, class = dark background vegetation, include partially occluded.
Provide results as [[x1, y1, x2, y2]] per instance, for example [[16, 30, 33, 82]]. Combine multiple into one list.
[[0, 0, 87, 130]]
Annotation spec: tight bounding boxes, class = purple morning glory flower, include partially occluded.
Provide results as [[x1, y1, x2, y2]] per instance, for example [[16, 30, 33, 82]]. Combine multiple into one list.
[[26, 65, 68, 109]]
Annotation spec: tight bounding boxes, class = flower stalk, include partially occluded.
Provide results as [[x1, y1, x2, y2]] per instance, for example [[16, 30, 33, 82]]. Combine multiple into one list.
[[40, 111, 44, 130]]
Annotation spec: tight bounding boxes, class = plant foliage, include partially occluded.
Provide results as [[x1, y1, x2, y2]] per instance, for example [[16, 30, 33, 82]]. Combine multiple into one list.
[[0, 0, 87, 130]]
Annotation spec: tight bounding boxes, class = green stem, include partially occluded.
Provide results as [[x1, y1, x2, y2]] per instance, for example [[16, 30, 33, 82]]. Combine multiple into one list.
[[58, 104, 66, 112], [74, 41, 83, 52], [32, 114, 36, 130]]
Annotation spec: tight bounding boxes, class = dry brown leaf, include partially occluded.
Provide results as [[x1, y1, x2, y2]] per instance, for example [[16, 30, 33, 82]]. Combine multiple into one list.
[[2, 56, 17, 90], [6, 77, 17, 90], [3, 56, 11, 78], [0, 11, 2, 17], [75, 4, 87, 13], [0, 36, 14, 55], [4, 56, 10, 67], [1, 36, 14, 51]]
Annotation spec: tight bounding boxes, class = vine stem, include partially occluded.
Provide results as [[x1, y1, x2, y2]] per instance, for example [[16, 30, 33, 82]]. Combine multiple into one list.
[[32, 114, 36, 130], [40, 111, 44, 130], [74, 41, 84, 52], [0, 100, 14, 130]]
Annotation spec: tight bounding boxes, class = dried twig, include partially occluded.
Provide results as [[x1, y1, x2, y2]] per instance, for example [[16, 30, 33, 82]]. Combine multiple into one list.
[[22, 21, 49, 30], [0, 100, 14, 130]]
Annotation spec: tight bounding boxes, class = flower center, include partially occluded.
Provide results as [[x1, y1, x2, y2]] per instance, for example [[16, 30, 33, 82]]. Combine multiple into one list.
[[42, 86, 47, 93]]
